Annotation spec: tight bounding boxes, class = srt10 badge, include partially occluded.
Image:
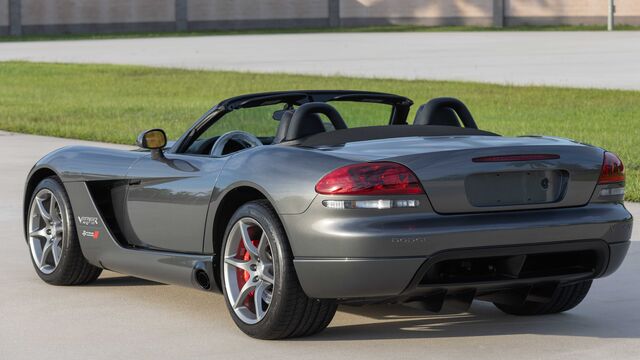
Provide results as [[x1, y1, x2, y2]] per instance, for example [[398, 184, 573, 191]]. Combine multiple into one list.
[[77, 216, 99, 226], [82, 230, 100, 240]]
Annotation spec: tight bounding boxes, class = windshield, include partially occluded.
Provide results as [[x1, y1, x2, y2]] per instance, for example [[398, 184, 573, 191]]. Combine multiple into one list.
[[181, 96, 401, 155]]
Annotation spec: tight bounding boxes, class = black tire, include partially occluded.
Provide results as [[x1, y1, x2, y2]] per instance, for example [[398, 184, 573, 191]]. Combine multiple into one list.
[[27, 176, 102, 285], [220, 200, 337, 339], [494, 280, 592, 316]]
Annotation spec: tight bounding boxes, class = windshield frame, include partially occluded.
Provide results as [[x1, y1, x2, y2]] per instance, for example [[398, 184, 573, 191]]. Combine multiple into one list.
[[170, 90, 413, 154]]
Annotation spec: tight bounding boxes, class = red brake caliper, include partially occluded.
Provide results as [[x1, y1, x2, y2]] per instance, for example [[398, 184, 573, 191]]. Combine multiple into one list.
[[235, 227, 261, 312]]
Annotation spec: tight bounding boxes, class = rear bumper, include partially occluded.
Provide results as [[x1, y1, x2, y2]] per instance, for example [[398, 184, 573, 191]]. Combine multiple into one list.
[[287, 202, 632, 299], [294, 240, 630, 299]]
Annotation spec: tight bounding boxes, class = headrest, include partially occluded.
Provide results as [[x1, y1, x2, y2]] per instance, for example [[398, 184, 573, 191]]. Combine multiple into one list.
[[272, 110, 294, 144], [419, 106, 460, 127], [413, 97, 477, 129], [284, 102, 347, 142], [286, 113, 325, 141]]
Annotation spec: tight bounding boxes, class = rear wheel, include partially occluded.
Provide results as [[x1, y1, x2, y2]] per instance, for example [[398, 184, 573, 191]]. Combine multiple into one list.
[[27, 176, 102, 285], [221, 200, 337, 339], [494, 280, 592, 315]]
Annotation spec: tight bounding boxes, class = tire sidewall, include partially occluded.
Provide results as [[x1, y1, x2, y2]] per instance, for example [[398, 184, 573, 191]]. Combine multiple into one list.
[[220, 201, 293, 337], [27, 177, 77, 283]]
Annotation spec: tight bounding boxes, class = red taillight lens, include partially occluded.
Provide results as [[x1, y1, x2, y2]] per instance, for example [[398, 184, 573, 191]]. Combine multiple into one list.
[[315, 162, 423, 195], [598, 152, 625, 184]]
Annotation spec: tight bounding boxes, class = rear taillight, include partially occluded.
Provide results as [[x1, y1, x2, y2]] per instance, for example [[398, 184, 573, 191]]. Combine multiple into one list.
[[315, 162, 423, 195], [598, 152, 625, 184]]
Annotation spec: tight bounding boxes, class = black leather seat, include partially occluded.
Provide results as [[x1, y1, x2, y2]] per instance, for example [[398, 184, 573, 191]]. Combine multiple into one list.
[[287, 113, 326, 139], [273, 110, 326, 144], [274, 102, 347, 143], [273, 110, 294, 144]]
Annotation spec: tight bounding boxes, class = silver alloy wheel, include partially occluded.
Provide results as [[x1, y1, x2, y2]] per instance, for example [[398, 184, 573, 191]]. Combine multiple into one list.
[[28, 189, 65, 275], [223, 217, 275, 325]]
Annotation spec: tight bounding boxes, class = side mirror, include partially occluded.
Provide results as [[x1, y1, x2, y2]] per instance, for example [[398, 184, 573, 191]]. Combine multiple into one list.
[[137, 129, 167, 158]]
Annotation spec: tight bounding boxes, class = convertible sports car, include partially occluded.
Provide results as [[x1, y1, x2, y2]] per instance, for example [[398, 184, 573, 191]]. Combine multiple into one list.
[[24, 90, 631, 339]]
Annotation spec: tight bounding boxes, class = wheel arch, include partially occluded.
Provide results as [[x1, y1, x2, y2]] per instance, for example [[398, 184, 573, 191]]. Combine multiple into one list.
[[211, 185, 283, 292], [23, 167, 61, 241]]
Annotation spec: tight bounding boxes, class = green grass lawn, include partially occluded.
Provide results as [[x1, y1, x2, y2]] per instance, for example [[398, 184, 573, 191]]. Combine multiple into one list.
[[0, 61, 638, 200], [2, 24, 639, 42]]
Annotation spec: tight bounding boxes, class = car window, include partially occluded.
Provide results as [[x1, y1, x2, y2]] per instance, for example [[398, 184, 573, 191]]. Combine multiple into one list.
[[183, 104, 284, 155]]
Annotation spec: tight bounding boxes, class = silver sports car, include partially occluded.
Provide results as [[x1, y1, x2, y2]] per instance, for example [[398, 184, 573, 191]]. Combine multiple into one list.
[[23, 91, 632, 339]]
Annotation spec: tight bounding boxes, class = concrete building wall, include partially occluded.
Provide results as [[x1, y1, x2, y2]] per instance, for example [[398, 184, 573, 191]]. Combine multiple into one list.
[[188, 0, 328, 21], [0, 0, 9, 27], [617, 0, 640, 16], [1, 0, 10, 35], [506, 0, 640, 25], [341, 0, 492, 18], [21, 0, 175, 25], [187, 0, 330, 30], [5, 0, 640, 36], [507, 0, 606, 17], [340, 0, 493, 26], [18, 0, 176, 34]]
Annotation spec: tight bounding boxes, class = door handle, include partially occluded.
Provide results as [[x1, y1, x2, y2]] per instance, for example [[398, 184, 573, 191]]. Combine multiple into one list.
[[128, 179, 142, 186]]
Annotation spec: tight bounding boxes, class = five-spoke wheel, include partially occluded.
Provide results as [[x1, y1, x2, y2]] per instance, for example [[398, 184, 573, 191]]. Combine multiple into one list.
[[220, 200, 337, 339], [28, 189, 65, 274], [223, 218, 275, 324], [26, 176, 102, 285]]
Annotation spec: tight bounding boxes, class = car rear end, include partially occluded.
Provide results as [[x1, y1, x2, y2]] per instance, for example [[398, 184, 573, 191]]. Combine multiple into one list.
[[284, 135, 632, 309]]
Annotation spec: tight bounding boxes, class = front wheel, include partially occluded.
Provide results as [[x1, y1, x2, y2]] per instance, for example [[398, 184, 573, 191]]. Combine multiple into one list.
[[221, 200, 337, 339], [27, 176, 102, 285]]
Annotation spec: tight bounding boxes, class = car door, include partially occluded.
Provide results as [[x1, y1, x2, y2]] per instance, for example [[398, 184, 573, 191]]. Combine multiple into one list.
[[123, 101, 285, 253], [124, 153, 225, 253]]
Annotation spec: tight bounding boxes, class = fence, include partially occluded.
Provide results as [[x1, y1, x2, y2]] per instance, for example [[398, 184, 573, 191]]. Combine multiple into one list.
[[2, 0, 639, 36]]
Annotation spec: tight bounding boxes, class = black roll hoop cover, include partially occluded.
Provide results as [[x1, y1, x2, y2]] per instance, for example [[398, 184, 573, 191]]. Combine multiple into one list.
[[414, 97, 478, 129]]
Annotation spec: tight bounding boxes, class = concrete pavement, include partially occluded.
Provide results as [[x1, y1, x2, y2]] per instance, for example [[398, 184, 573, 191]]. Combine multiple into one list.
[[0, 131, 638, 360], [1, 31, 640, 90]]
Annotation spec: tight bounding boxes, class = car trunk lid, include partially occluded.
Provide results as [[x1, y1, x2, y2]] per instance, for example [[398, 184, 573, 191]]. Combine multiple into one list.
[[316, 135, 604, 214]]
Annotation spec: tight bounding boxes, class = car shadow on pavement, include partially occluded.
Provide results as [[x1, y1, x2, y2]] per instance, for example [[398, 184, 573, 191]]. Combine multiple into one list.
[[306, 300, 640, 341], [89, 275, 165, 287]]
